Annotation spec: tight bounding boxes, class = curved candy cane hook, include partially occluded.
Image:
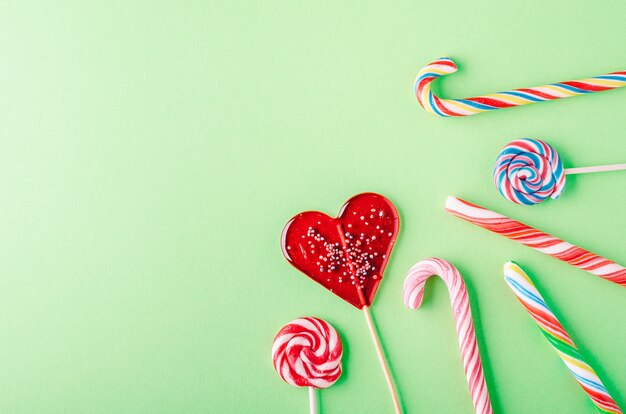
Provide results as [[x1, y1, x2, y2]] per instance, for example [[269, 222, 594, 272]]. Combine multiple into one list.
[[414, 57, 626, 117], [403, 258, 493, 414]]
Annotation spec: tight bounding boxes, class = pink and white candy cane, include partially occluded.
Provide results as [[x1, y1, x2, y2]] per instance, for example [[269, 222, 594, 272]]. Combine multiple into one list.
[[272, 317, 343, 414], [415, 57, 626, 117], [403, 258, 493, 414]]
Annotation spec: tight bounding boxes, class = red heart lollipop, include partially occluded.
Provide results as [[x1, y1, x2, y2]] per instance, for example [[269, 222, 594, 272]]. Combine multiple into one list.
[[281, 192, 400, 309], [280, 193, 402, 413]]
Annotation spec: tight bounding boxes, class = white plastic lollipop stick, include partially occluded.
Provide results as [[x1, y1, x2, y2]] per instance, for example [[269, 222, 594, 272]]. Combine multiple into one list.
[[565, 163, 626, 175], [309, 387, 317, 414]]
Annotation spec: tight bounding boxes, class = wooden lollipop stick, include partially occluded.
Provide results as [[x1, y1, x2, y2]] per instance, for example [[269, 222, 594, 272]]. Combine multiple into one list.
[[362, 306, 402, 414], [337, 223, 402, 413], [565, 163, 626, 175], [309, 387, 317, 414]]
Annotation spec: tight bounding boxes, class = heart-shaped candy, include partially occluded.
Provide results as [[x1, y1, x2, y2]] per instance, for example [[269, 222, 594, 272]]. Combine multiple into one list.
[[281, 193, 400, 309]]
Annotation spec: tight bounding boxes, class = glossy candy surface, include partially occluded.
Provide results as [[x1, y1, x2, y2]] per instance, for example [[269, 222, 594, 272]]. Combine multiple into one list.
[[281, 193, 399, 309]]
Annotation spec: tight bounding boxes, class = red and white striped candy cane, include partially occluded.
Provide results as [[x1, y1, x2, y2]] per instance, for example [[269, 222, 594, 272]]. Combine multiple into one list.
[[403, 258, 493, 414], [445, 196, 626, 287]]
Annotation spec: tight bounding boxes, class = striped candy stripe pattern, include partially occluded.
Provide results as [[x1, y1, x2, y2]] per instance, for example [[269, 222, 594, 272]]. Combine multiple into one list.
[[494, 138, 566, 205], [271, 317, 342, 389], [445, 196, 626, 287], [504, 262, 622, 414], [414, 57, 626, 117], [404, 258, 493, 414]]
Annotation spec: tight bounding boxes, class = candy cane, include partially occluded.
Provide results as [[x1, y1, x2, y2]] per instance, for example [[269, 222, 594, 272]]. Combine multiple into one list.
[[272, 317, 343, 414], [403, 258, 493, 414], [445, 196, 626, 287], [504, 262, 622, 414], [415, 57, 626, 117], [493, 138, 626, 205]]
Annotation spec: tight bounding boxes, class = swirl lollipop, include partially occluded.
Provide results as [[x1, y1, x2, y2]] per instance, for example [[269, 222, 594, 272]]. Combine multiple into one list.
[[272, 317, 343, 414], [494, 138, 626, 205]]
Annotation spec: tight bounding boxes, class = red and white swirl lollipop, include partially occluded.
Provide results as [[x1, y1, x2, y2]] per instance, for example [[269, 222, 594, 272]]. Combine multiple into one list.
[[272, 317, 343, 413]]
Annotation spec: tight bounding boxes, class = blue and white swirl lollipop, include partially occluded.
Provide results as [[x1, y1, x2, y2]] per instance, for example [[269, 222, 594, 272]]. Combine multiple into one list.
[[494, 138, 626, 205]]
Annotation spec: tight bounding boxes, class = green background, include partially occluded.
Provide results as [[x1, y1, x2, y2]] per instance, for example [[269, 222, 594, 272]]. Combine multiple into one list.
[[1, 1, 624, 413]]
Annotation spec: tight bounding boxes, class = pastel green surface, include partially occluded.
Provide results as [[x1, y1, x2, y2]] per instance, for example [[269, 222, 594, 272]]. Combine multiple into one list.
[[0, 1, 624, 413]]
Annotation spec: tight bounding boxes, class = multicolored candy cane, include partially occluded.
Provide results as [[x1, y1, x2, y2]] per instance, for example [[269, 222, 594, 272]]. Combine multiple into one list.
[[494, 138, 626, 205], [403, 258, 493, 414], [445, 196, 626, 287], [415, 57, 626, 117], [504, 262, 622, 414]]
